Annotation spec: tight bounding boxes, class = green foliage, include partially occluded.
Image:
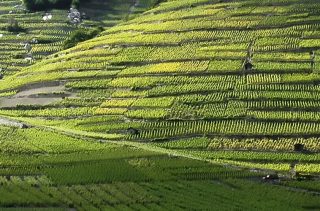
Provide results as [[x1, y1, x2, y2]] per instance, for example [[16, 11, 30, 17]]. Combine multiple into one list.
[[0, 0, 320, 209], [23, 0, 85, 11], [44, 160, 150, 185], [6, 18, 25, 33], [63, 27, 104, 49]]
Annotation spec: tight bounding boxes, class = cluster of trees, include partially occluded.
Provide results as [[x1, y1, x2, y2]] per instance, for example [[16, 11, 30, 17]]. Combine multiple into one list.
[[23, 0, 83, 11], [6, 18, 25, 33], [63, 26, 104, 49]]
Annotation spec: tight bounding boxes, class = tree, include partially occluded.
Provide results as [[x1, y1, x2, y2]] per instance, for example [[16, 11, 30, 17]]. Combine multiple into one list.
[[7, 18, 25, 33], [23, 0, 86, 11], [63, 27, 104, 49]]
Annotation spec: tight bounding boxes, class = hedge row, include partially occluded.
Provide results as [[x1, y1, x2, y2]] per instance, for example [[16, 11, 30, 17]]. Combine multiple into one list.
[[23, 0, 83, 11]]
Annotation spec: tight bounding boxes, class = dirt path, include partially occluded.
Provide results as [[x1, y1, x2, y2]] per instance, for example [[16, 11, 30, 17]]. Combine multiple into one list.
[[0, 97, 63, 108], [0, 83, 74, 108], [15, 85, 65, 97], [0, 116, 27, 128]]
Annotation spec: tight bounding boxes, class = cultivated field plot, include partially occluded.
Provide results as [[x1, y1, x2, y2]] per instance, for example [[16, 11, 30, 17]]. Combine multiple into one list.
[[0, 0, 75, 75], [0, 125, 319, 210], [0, 0, 320, 209], [0, 0, 156, 108], [0, 0, 155, 76]]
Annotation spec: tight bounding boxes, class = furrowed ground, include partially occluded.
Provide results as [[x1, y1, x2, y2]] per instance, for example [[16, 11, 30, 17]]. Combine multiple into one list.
[[0, 0, 320, 209], [0, 126, 319, 211], [2, 125, 319, 210]]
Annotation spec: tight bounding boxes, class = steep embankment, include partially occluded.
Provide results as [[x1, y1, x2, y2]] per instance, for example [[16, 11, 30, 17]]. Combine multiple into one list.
[[1, 0, 320, 173], [0, 0, 156, 106], [0, 0, 155, 76]]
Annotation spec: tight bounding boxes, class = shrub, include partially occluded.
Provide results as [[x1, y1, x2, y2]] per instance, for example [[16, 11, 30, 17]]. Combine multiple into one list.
[[7, 18, 25, 33], [23, 0, 86, 11], [63, 26, 104, 49], [72, 0, 80, 8]]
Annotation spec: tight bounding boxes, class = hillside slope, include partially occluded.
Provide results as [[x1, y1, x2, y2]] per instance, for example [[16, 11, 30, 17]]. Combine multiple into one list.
[[2, 123, 320, 210], [0, 0, 320, 209], [0, 0, 76, 75], [0, 0, 156, 76], [0, 0, 320, 174]]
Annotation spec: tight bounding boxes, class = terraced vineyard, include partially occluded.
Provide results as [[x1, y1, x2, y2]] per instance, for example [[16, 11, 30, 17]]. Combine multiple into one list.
[[0, 0, 320, 209], [0, 0, 156, 76], [0, 125, 319, 210], [0, 1, 75, 75]]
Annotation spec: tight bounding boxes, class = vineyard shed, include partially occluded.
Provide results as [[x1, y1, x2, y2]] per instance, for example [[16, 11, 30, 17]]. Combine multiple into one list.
[[244, 62, 253, 71], [127, 127, 139, 135], [294, 144, 304, 152]]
